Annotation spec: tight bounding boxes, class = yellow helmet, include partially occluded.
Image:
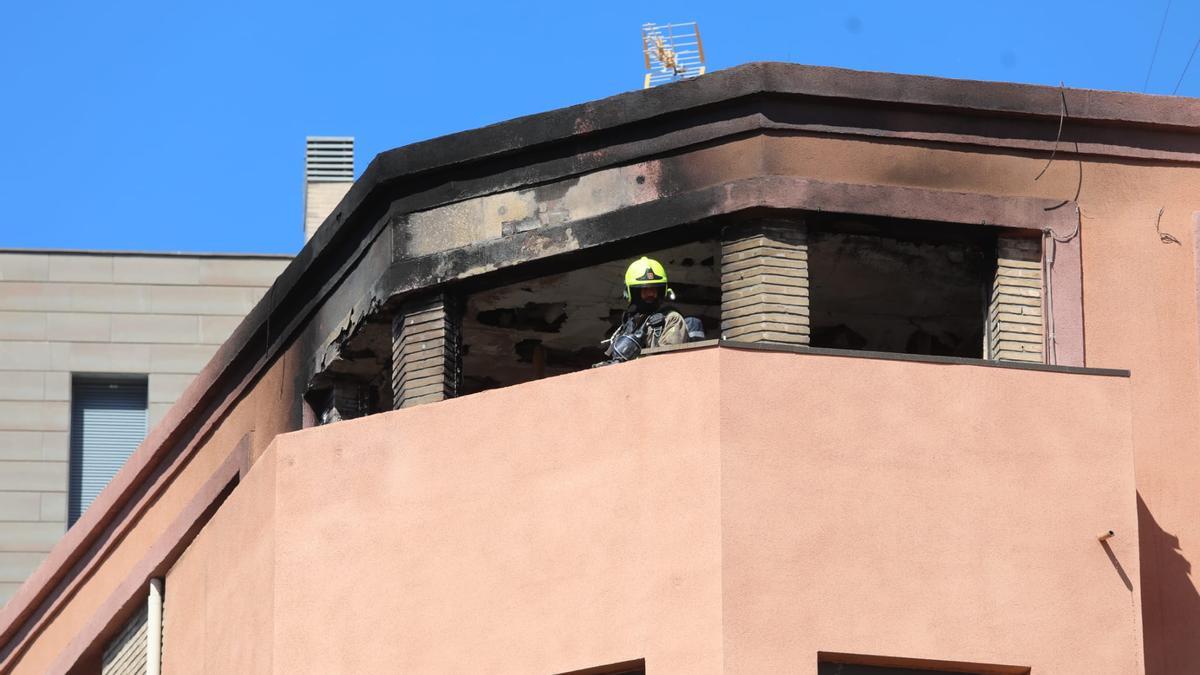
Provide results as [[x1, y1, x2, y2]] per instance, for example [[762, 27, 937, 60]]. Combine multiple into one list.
[[623, 257, 673, 301]]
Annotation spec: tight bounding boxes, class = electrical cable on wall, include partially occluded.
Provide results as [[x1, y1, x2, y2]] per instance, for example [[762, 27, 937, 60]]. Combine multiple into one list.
[[1026, 74, 1088, 368], [1034, 83, 1068, 182], [1033, 81, 1086, 214], [1155, 206, 1181, 244], [1030, 81, 1084, 367], [1046, 206, 1083, 244], [1043, 229, 1057, 365], [1041, 206, 1083, 366]]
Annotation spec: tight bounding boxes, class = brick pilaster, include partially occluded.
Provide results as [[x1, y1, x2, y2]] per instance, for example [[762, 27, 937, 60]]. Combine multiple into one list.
[[989, 236, 1045, 363], [720, 221, 810, 345], [392, 293, 462, 409]]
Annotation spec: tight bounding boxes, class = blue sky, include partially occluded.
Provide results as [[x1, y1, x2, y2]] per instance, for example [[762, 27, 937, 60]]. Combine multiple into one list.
[[1, 0, 1197, 254]]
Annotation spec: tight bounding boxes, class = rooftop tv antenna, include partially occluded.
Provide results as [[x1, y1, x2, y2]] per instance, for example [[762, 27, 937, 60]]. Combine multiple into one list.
[[642, 22, 706, 89]]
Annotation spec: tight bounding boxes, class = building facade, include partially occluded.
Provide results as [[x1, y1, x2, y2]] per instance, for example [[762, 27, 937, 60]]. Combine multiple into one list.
[[1, 63, 1199, 673], [0, 251, 290, 606], [0, 136, 352, 608]]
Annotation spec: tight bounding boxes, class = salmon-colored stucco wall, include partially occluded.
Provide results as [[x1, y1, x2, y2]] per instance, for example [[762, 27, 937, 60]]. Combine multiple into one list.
[[163, 450, 275, 674], [744, 134, 1200, 673], [719, 348, 1139, 674], [166, 347, 725, 674], [163, 347, 1137, 674], [4, 344, 301, 674]]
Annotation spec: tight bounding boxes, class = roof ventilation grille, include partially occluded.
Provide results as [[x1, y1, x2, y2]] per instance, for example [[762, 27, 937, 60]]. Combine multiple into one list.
[[305, 136, 354, 183]]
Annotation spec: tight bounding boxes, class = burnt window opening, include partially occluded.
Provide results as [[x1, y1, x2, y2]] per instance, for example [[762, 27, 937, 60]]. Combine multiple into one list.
[[807, 216, 994, 359], [306, 309, 395, 424], [305, 378, 385, 425], [461, 240, 721, 395]]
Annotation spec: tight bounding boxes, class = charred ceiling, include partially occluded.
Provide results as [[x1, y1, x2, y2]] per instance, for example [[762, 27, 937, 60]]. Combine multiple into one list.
[[460, 240, 720, 394]]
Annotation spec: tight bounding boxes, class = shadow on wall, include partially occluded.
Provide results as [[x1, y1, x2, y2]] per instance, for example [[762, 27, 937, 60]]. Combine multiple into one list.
[[1139, 493, 1200, 674]]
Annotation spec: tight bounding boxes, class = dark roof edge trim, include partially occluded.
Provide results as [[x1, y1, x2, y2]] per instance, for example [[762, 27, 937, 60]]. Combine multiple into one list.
[[373, 62, 1200, 187], [305, 61, 1198, 282]]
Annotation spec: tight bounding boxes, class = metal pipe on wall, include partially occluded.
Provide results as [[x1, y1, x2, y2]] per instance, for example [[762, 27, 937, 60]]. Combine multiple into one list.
[[148, 578, 163, 675]]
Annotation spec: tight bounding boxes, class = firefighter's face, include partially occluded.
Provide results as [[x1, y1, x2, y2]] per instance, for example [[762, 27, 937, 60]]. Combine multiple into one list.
[[639, 287, 660, 304]]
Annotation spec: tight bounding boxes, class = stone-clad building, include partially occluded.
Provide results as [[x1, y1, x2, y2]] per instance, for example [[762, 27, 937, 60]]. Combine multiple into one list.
[[2, 62, 1199, 673], [0, 138, 352, 608], [0, 251, 289, 605]]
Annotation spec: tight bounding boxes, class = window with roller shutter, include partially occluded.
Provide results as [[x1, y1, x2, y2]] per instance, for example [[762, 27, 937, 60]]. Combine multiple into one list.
[[68, 376, 148, 526]]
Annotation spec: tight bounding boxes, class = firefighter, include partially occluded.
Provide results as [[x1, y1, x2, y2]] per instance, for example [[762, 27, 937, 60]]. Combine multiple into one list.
[[599, 256, 694, 364]]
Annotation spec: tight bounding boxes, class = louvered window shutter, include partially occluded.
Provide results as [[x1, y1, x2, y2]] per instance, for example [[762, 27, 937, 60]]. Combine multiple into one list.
[[69, 377, 148, 525]]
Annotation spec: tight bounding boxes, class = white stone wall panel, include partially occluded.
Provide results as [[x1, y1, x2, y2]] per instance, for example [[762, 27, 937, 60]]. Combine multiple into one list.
[[0, 251, 289, 606]]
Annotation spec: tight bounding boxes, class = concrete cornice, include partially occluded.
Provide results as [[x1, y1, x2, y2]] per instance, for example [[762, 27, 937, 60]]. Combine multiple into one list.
[[369, 62, 1200, 186], [305, 62, 1200, 289]]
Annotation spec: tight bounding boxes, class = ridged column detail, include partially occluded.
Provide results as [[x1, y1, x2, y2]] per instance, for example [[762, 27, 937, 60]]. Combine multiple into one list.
[[988, 237, 1045, 363], [721, 221, 810, 345], [392, 294, 462, 409]]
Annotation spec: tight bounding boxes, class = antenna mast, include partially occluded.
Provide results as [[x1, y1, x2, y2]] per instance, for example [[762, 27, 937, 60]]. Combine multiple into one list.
[[642, 21, 706, 89]]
